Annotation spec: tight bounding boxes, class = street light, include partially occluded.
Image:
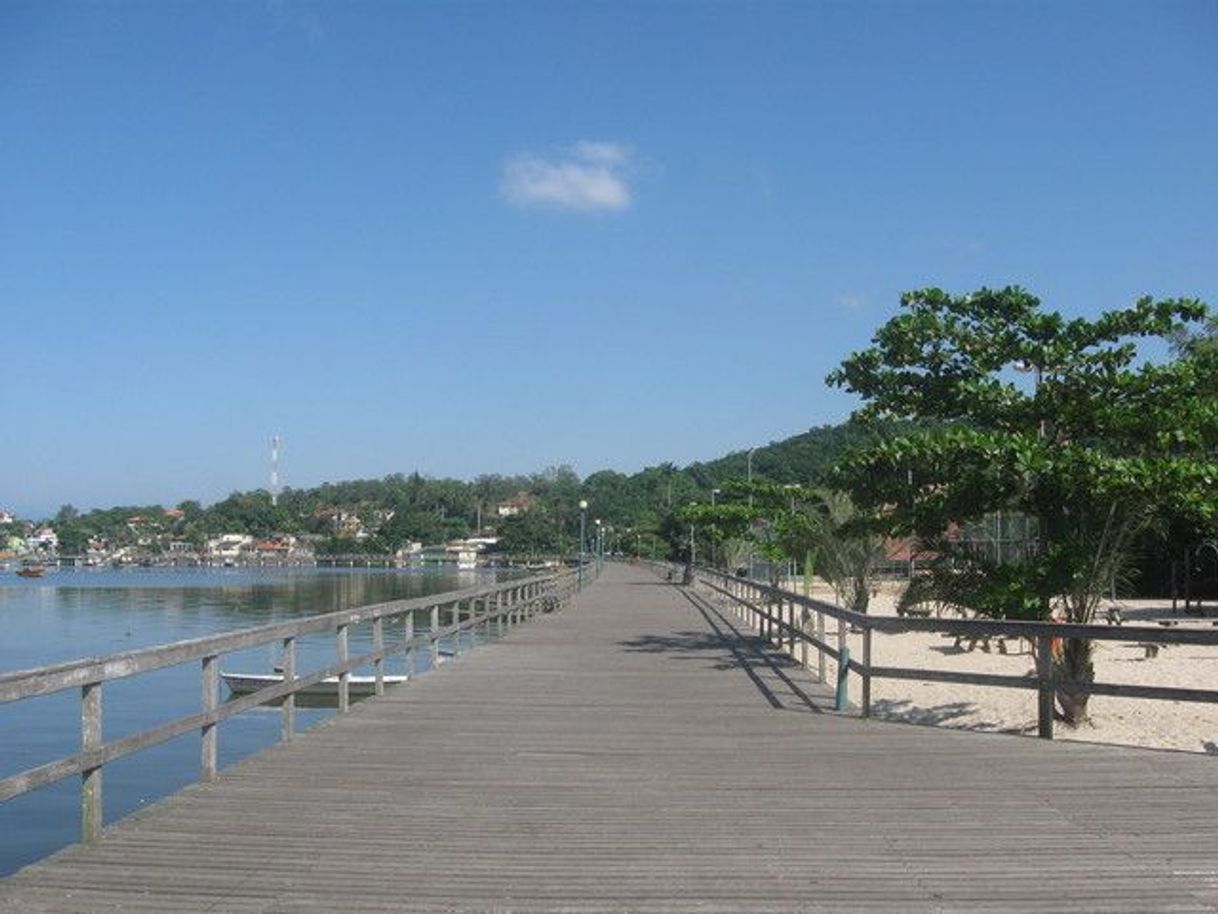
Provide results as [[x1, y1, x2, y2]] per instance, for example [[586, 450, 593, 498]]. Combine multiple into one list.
[[594, 519, 602, 572], [747, 448, 756, 579], [711, 488, 721, 506], [578, 500, 588, 589], [689, 503, 697, 569]]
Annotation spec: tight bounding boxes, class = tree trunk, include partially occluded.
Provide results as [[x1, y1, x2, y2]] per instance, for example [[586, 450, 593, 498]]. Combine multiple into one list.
[[1054, 636, 1094, 726]]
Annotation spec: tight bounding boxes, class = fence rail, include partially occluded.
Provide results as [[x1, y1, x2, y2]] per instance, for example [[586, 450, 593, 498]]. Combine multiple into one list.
[[0, 566, 588, 844], [691, 566, 1218, 740]]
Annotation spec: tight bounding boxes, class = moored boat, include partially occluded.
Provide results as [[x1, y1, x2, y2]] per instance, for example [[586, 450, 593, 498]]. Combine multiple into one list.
[[221, 671, 409, 698]]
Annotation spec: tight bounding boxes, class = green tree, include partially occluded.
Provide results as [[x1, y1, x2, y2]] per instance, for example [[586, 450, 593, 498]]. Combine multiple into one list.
[[828, 286, 1218, 725]]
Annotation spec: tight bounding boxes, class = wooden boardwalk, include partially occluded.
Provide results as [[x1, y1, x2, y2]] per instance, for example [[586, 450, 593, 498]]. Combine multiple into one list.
[[3, 563, 1217, 913]]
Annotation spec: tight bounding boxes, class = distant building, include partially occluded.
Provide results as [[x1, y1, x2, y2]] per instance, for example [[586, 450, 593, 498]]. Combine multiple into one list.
[[0, 509, 15, 525], [206, 534, 254, 559], [27, 527, 59, 553], [495, 493, 535, 517]]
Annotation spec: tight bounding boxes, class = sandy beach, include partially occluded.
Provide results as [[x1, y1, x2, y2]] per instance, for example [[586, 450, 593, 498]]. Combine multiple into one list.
[[717, 579, 1218, 756]]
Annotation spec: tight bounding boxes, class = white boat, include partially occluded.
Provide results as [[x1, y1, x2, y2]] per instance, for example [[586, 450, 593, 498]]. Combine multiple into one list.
[[221, 671, 409, 698]]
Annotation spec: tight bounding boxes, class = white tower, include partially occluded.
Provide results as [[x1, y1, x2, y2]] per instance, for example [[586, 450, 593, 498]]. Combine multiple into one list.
[[270, 435, 282, 506]]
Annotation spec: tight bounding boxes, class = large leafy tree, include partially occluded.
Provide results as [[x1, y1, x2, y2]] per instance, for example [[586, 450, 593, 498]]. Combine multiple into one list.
[[828, 286, 1218, 725]]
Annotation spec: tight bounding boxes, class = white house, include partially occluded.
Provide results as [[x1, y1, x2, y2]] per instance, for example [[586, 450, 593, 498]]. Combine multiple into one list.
[[206, 534, 254, 559]]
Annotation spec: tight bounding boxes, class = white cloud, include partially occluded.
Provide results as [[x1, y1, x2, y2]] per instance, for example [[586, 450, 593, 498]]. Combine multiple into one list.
[[501, 141, 636, 212]]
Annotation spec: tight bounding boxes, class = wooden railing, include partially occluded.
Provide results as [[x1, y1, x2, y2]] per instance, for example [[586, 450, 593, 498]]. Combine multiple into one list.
[[0, 566, 590, 844], [690, 566, 1218, 740]]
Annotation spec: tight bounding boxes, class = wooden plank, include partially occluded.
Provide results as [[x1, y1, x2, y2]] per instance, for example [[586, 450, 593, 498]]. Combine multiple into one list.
[[3, 563, 1218, 913]]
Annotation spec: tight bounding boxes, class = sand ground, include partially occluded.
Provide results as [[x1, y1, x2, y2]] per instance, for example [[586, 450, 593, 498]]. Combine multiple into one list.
[[712, 578, 1218, 756]]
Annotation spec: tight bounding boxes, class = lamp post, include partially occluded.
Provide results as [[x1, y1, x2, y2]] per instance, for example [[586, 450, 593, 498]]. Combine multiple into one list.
[[747, 448, 756, 579], [594, 519, 602, 573], [578, 500, 588, 589], [689, 503, 697, 568], [711, 488, 721, 506]]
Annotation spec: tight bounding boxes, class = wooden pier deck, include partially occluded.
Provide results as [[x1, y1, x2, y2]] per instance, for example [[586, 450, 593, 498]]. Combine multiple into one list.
[[2, 563, 1217, 912]]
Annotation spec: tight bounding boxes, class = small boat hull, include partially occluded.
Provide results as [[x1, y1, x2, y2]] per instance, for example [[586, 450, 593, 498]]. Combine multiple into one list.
[[221, 672, 409, 698]]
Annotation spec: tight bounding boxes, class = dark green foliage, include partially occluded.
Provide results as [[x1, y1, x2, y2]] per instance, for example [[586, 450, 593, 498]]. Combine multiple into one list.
[[829, 286, 1218, 725]]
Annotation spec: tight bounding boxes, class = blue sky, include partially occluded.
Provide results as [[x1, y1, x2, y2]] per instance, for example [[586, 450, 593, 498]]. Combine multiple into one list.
[[2, 1, 1215, 517]]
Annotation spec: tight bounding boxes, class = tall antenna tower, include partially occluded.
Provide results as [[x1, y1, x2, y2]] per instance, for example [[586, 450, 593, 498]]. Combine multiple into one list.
[[270, 435, 282, 506]]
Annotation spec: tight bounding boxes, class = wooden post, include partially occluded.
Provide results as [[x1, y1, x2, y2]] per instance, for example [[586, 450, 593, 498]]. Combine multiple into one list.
[[1036, 634, 1055, 740], [201, 654, 218, 781], [451, 602, 461, 656], [282, 636, 296, 740], [835, 646, 851, 712], [81, 681, 103, 844], [816, 610, 826, 683], [787, 602, 796, 654], [800, 609, 809, 668], [836, 614, 846, 676], [861, 628, 872, 719], [337, 623, 350, 713], [430, 605, 440, 669], [404, 614, 415, 676], [372, 616, 385, 696]]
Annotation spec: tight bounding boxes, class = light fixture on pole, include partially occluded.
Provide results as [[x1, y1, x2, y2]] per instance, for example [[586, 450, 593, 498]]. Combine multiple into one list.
[[578, 500, 588, 589]]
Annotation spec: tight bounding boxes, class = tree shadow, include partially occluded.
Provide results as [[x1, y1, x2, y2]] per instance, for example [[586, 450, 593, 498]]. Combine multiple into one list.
[[870, 698, 1023, 733], [617, 588, 828, 714]]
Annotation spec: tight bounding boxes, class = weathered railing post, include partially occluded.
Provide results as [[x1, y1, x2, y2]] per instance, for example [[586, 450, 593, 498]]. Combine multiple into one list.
[[336, 623, 350, 713], [1036, 634, 1055, 740], [451, 602, 461, 657], [861, 628, 872, 719], [81, 681, 103, 844], [430, 605, 440, 668], [201, 654, 218, 781], [800, 608, 809, 668], [372, 616, 385, 696], [835, 646, 851, 712], [282, 636, 296, 740], [404, 614, 415, 676], [816, 609, 826, 683]]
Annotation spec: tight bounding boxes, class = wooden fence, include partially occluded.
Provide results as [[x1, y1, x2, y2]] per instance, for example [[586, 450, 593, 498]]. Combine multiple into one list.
[[692, 566, 1218, 740], [0, 567, 586, 845]]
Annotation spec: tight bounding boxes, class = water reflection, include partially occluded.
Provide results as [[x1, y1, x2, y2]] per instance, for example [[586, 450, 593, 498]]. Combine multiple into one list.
[[0, 566, 505, 877]]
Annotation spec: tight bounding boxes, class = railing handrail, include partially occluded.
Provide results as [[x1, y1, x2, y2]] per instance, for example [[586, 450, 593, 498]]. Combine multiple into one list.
[[0, 571, 560, 704], [0, 563, 598, 847], [697, 565, 1218, 646], [686, 564, 1218, 742]]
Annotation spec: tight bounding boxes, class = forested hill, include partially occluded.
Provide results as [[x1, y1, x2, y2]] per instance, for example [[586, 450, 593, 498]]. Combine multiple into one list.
[[32, 421, 891, 555]]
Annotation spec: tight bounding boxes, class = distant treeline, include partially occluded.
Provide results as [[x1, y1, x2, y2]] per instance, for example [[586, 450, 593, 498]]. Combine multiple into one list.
[[34, 421, 894, 558]]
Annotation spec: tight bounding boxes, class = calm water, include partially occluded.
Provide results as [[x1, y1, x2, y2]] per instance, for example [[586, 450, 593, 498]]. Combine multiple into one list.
[[0, 565, 505, 876]]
